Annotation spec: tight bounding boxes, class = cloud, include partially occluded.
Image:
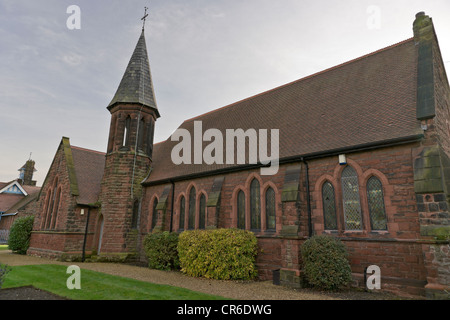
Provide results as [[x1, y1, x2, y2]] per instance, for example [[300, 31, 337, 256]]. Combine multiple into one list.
[[60, 53, 84, 66]]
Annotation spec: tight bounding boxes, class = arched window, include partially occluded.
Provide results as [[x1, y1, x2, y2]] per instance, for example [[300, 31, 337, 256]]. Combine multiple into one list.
[[41, 192, 52, 229], [179, 196, 185, 231], [146, 120, 155, 158], [250, 179, 261, 231], [138, 118, 145, 151], [199, 194, 206, 230], [341, 166, 363, 230], [265, 187, 276, 231], [237, 190, 246, 230], [132, 199, 140, 229], [50, 188, 62, 230], [188, 188, 196, 230], [108, 115, 118, 153], [367, 176, 388, 230], [151, 198, 159, 230], [45, 190, 55, 229], [322, 181, 338, 230], [45, 178, 59, 229], [123, 116, 131, 147]]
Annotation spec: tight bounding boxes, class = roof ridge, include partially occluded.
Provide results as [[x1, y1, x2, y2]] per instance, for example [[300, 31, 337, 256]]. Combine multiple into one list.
[[71, 145, 106, 156], [184, 37, 415, 123]]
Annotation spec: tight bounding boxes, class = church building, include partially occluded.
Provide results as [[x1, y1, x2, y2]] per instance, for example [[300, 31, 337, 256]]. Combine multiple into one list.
[[26, 12, 450, 299]]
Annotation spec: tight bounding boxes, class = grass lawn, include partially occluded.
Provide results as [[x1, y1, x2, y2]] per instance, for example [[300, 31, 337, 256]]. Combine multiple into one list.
[[1, 264, 228, 300], [0, 245, 9, 251]]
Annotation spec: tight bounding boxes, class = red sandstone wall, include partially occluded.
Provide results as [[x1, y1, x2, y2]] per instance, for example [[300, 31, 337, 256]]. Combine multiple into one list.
[[139, 141, 431, 296], [28, 142, 98, 258], [29, 142, 78, 255]]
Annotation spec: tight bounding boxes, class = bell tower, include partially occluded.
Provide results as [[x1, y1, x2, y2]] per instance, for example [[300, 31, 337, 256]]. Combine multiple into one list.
[[105, 29, 160, 158], [98, 9, 160, 260]]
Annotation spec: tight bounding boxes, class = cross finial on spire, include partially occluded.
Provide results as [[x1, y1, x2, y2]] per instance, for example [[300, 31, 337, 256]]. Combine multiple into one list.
[[141, 6, 149, 32]]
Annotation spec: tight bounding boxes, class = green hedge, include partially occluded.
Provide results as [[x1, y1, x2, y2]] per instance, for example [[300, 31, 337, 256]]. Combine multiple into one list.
[[143, 231, 180, 271], [8, 216, 34, 255], [177, 228, 258, 281], [301, 235, 352, 291]]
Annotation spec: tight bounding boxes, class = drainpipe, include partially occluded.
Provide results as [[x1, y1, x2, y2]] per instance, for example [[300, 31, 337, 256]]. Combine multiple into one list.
[[302, 158, 313, 238], [169, 180, 175, 232], [81, 207, 91, 262]]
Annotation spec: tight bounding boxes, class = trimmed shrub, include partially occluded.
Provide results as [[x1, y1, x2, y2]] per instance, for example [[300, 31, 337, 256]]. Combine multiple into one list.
[[143, 231, 180, 271], [178, 228, 258, 281], [8, 216, 35, 255], [301, 235, 352, 291]]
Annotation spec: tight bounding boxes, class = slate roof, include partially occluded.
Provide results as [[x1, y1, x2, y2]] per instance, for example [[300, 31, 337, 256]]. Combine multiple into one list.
[[22, 185, 41, 196], [145, 38, 423, 184], [71, 146, 106, 206], [4, 191, 39, 214], [0, 181, 40, 213], [0, 194, 24, 213], [108, 31, 160, 118]]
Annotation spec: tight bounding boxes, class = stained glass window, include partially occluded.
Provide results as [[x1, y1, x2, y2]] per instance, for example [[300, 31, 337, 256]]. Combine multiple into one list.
[[237, 190, 246, 230], [250, 179, 261, 230], [367, 176, 388, 230], [179, 196, 185, 231], [341, 166, 363, 230], [151, 198, 159, 230], [265, 187, 276, 231], [322, 182, 338, 230], [199, 194, 206, 230], [188, 188, 196, 230]]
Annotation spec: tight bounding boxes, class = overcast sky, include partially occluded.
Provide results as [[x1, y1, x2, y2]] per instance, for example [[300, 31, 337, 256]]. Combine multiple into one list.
[[1, 0, 450, 185]]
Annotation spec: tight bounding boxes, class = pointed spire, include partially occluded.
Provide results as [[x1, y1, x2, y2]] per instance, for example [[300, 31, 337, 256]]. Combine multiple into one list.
[[108, 30, 160, 118]]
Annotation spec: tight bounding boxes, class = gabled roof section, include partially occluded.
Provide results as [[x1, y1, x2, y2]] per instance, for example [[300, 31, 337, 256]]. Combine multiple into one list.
[[108, 30, 160, 118], [70, 146, 105, 206], [145, 38, 423, 184], [4, 189, 40, 214], [38, 137, 105, 206], [0, 180, 40, 213], [0, 180, 28, 196]]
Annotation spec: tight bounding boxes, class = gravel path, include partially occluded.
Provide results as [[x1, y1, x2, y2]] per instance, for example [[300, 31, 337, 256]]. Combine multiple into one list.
[[0, 250, 403, 300]]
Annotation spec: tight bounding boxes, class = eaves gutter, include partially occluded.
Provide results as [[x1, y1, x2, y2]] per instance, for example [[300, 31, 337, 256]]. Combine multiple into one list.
[[0, 213, 18, 217], [143, 133, 424, 187]]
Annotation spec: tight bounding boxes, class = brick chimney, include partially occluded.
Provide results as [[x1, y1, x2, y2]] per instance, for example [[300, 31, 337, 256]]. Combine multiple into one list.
[[413, 12, 435, 43], [18, 160, 37, 186], [413, 12, 436, 120]]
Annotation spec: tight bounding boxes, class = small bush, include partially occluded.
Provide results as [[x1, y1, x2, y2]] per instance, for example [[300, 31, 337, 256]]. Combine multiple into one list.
[[301, 235, 352, 291], [143, 231, 180, 271], [8, 216, 35, 255], [0, 264, 11, 289], [178, 228, 258, 281]]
